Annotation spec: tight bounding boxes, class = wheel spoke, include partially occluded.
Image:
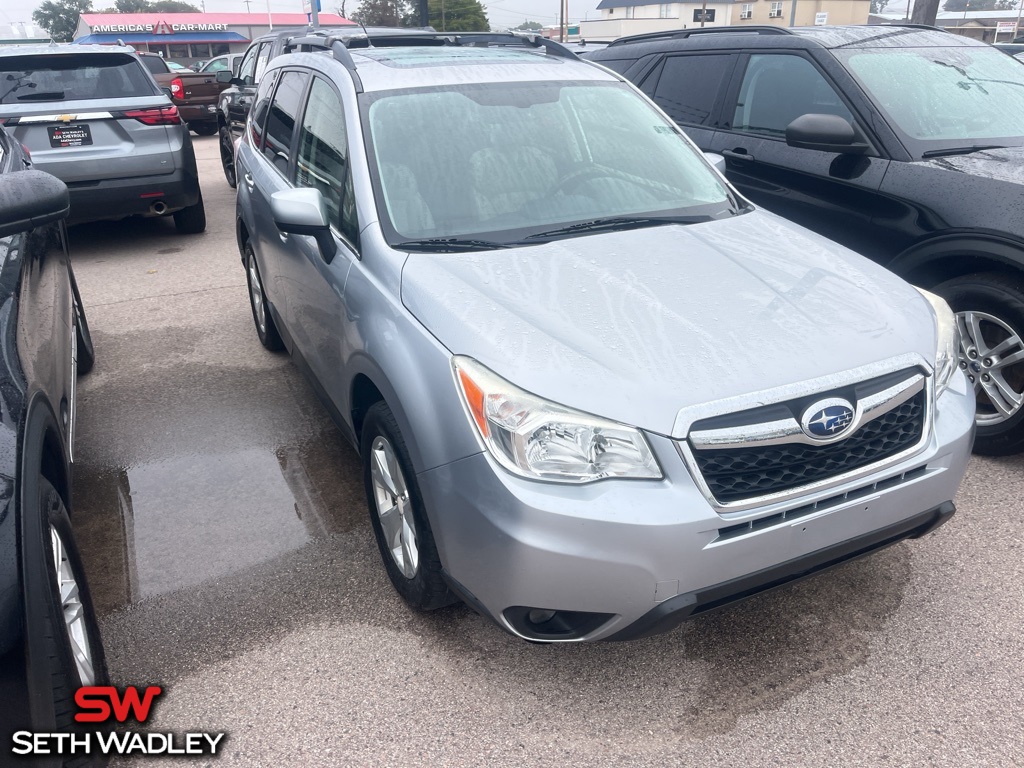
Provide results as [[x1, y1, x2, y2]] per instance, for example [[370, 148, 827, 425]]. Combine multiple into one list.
[[378, 499, 402, 548], [400, 513, 418, 576], [992, 348, 1024, 370], [980, 375, 1021, 419], [988, 334, 1022, 358], [965, 312, 987, 354], [372, 447, 399, 498]]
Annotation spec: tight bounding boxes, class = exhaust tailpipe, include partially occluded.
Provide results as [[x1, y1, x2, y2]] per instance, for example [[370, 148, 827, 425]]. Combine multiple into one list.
[[150, 201, 168, 215]]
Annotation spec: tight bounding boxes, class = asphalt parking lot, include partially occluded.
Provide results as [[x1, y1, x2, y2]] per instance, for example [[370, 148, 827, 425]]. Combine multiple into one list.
[[67, 135, 1024, 767]]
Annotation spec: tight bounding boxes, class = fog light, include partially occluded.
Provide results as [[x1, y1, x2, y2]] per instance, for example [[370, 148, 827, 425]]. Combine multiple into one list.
[[503, 606, 615, 641], [527, 609, 556, 624]]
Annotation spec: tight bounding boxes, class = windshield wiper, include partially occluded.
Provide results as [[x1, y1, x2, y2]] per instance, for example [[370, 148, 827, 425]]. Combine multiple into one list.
[[394, 237, 511, 253], [921, 145, 1007, 158], [16, 91, 65, 101], [524, 214, 715, 241]]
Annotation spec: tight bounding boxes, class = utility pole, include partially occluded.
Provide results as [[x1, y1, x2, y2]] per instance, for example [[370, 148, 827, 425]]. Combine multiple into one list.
[[700, 0, 708, 26], [242, 0, 252, 12], [558, 0, 564, 41], [910, 0, 940, 25], [788, 0, 797, 26], [1016, 0, 1023, 38]]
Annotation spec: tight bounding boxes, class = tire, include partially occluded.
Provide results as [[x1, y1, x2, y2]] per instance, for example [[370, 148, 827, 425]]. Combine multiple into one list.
[[192, 123, 218, 136], [23, 477, 108, 753], [220, 125, 237, 189], [70, 267, 95, 376], [245, 242, 284, 351], [361, 401, 454, 611], [173, 188, 207, 234], [934, 272, 1024, 456]]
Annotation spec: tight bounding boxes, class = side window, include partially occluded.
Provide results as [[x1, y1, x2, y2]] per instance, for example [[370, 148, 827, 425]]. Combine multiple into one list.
[[254, 42, 273, 84], [237, 44, 258, 86], [731, 54, 854, 138], [262, 70, 308, 175], [295, 77, 359, 245], [248, 69, 278, 148], [650, 54, 732, 127]]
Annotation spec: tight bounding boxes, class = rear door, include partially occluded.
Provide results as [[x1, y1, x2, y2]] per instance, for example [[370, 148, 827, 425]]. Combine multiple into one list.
[[0, 51, 179, 183], [637, 51, 738, 150]]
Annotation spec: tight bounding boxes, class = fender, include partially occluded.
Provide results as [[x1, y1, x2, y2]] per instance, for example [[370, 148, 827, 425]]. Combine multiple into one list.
[[888, 230, 1024, 287]]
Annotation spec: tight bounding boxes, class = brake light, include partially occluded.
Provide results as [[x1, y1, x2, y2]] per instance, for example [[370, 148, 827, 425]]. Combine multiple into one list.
[[123, 106, 181, 125], [170, 77, 184, 99]]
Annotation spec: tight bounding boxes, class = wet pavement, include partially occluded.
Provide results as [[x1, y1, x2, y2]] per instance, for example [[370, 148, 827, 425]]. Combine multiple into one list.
[[62, 136, 1024, 767]]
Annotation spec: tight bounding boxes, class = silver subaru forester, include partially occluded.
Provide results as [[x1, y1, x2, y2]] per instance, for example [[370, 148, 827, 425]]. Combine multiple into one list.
[[234, 32, 974, 642]]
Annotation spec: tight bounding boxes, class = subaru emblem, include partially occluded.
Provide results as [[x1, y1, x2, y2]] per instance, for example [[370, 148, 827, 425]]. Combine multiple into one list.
[[801, 398, 856, 440]]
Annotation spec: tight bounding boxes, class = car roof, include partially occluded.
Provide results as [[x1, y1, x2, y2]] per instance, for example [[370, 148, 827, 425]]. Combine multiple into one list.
[[272, 33, 616, 92], [0, 43, 139, 58], [592, 24, 986, 58]]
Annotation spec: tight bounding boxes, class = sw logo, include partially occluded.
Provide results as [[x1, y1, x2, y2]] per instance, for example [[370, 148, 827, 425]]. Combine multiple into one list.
[[11, 685, 226, 757], [74, 685, 163, 723]]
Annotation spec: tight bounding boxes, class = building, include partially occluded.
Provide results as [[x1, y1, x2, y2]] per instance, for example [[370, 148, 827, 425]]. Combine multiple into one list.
[[579, 0, 870, 40], [73, 13, 353, 66], [873, 10, 1022, 43]]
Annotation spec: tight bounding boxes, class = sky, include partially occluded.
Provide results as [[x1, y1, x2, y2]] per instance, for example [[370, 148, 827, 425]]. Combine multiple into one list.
[[0, 0, 601, 32]]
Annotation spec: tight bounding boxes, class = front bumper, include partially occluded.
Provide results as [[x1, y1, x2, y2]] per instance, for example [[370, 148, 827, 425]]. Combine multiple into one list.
[[417, 376, 975, 642]]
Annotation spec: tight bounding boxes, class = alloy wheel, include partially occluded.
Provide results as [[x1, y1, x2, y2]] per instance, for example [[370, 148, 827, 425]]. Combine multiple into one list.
[[50, 525, 96, 686], [956, 310, 1024, 425], [369, 436, 418, 579], [247, 255, 266, 335]]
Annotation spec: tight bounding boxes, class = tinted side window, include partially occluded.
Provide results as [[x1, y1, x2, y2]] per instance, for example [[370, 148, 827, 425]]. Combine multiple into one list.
[[593, 58, 633, 74], [139, 55, 168, 75], [732, 54, 853, 138], [295, 77, 358, 244], [248, 69, 278, 149], [262, 70, 308, 175], [254, 42, 273, 84], [651, 54, 732, 127], [237, 44, 258, 86]]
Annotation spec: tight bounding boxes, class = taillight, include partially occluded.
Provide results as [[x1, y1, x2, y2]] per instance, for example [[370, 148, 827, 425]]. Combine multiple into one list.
[[170, 77, 184, 99], [20, 143, 31, 160], [123, 106, 181, 125]]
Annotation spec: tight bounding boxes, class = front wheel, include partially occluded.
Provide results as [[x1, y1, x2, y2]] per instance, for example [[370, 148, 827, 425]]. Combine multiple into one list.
[[192, 123, 218, 137], [934, 272, 1024, 455], [220, 125, 237, 189], [245, 243, 283, 351], [361, 401, 454, 611]]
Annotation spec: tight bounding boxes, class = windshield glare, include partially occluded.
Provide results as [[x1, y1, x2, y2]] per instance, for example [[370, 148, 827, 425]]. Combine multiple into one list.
[[365, 81, 733, 243], [838, 47, 1024, 145]]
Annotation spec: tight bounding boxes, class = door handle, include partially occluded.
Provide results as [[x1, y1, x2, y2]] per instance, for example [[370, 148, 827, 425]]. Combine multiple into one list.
[[243, 173, 255, 191], [721, 148, 755, 162]]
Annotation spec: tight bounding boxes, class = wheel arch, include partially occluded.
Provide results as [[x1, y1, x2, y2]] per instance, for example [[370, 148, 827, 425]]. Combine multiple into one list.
[[889, 233, 1024, 289]]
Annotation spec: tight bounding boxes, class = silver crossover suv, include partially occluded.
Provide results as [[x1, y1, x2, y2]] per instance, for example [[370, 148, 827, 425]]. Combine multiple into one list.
[[0, 44, 205, 232], [234, 33, 974, 642]]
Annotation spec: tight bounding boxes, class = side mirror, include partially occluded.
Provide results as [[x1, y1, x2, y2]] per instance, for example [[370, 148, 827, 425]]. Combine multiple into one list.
[[216, 69, 232, 84], [0, 170, 69, 239], [703, 152, 727, 175], [786, 114, 869, 155], [270, 188, 337, 263]]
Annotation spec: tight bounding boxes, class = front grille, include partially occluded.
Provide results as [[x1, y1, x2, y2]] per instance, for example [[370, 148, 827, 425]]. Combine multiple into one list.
[[692, 391, 926, 504]]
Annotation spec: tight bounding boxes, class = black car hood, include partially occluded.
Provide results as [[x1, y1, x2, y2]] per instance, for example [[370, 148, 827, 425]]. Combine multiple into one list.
[[918, 146, 1024, 185]]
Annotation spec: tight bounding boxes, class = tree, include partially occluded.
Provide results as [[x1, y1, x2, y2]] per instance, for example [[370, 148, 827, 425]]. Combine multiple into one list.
[[513, 20, 543, 30], [942, 0, 1004, 10], [149, 0, 200, 10], [115, 0, 149, 10], [869, 0, 890, 12], [427, 0, 488, 31], [32, 0, 92, 42], [351, 0, 415, 26]]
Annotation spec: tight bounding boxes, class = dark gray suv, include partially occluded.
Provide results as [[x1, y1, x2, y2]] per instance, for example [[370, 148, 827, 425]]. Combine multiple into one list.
[[0, 44, 205, 233]]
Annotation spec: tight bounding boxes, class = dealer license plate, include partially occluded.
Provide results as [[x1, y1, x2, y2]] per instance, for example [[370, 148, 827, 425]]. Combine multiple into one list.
[[48, 124, 93, 148]]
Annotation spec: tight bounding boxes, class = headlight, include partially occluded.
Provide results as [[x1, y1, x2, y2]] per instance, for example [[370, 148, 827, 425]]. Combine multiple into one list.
[[916, 287, 959, 398], [453, 356, 662, 483]]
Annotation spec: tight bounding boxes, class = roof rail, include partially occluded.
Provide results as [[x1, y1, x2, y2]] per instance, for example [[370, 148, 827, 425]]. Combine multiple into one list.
[[291, 30, 577, 59], [607, 25, 793, 47], [874, 22, 943, 30]]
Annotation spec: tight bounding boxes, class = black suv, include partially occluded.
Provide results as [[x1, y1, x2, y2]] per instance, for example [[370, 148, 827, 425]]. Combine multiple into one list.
[[587, 25, 1024, 455]]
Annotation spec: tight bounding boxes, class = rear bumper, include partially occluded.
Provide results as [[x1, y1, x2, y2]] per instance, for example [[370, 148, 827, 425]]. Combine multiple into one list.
[[66, 167, 200, 224], [177, 103, 218, 125]]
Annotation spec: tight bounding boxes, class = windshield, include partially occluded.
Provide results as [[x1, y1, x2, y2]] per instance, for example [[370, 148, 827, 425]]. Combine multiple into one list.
[[0, 53, 158, 104], [363, 81, 735, 245], [836, 46, 1024, 152]]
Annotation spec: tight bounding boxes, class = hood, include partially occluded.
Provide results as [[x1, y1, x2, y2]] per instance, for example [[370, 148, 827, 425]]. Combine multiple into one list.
[[401, 210, 936, 437], [917, 146, 1024, 185]]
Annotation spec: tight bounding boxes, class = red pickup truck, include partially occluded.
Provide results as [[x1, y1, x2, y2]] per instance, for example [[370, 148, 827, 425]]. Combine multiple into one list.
[[138, 52, 226, 136]]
